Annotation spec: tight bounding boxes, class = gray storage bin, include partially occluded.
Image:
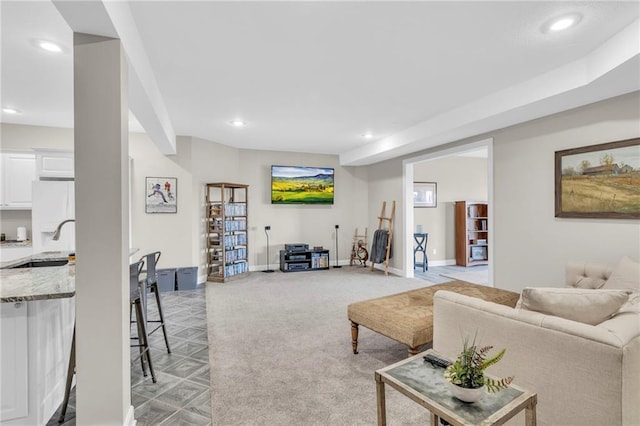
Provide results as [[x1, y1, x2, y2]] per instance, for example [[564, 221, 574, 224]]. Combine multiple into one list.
[[176, 266, 198, 290], [156, 268, 176, 292]]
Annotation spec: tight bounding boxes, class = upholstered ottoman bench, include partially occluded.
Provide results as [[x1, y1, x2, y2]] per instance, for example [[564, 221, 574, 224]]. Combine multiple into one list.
[[347, 280, 519, 356]]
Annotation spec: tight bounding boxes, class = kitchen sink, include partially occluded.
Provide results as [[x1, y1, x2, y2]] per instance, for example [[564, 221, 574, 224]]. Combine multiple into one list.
[[5, 259, 69, 269]]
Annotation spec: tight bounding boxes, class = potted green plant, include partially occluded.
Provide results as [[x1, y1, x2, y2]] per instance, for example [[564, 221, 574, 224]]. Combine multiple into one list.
[[443, 335, 514, 403]]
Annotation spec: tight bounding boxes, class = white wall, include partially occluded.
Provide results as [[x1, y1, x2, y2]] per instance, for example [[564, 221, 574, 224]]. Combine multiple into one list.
[[6, 91, 638, 288], [377, 91, 640, 290], [0, 210, 32, 241], [492, 91, 640, 291], [413, 156, 487, 263], [129, 133, 195, 269], [188, 145, 369, 271], [2, 123, 371, 281], [0, 123, 74, 151], [366, 157, 404, 272]]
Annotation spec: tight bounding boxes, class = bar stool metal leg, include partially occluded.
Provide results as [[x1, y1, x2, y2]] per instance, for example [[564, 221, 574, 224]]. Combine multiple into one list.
[[133, 295, 156, 383], [150, 281, 171, 353], [130, 259, 156, 383], [59, 325, 75, 423], [140, 251, 171, 354], [133, 302, 148, 377]]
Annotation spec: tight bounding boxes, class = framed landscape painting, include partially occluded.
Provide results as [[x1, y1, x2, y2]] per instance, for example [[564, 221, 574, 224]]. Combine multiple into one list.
[[146, 177, 177, 213], [555, 138, 640, 219]]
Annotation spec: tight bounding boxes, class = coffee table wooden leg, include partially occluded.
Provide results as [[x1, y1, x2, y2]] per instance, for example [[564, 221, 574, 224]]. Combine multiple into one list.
[[525, 396, 537, 426], [430, 413, 439, 426], [376, 373, 386, 426], [351, 321, 359, 354]]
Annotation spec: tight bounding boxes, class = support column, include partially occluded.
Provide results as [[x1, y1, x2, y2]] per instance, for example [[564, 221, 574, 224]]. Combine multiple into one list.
[[73, 33, 131, 425]]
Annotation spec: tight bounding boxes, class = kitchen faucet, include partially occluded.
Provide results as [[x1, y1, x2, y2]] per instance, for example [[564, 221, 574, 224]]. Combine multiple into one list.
[[52, 219, 75, 241]]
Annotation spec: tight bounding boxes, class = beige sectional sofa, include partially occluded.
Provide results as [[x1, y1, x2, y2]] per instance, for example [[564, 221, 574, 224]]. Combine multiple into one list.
[[433, 258, 640, 426]]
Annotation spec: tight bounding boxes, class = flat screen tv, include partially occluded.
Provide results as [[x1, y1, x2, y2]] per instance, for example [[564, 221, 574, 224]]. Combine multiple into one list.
[[271, 165, 334, 204]]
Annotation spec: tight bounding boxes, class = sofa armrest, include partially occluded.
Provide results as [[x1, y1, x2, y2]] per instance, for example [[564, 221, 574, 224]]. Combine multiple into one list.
[[433, 290, 639, 426]]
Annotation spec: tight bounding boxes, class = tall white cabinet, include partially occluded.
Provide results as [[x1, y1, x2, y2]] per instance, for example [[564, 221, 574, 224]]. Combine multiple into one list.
[[31, 181, 75, 253]]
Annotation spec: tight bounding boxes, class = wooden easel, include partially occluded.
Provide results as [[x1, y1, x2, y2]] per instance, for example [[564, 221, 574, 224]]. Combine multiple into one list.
[[371, 200, 395, 275]]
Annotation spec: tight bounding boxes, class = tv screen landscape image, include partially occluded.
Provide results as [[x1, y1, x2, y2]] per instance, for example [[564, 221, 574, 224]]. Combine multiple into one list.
[[271, 165, 334, 204]]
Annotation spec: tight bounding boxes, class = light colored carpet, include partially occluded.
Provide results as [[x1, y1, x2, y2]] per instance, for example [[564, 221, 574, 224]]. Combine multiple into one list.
[[205, 267, 434, 425], [440, 269, 488, 285]]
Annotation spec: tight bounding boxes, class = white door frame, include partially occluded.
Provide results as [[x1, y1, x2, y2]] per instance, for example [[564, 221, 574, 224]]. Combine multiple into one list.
[[402, 138, 494, 284]]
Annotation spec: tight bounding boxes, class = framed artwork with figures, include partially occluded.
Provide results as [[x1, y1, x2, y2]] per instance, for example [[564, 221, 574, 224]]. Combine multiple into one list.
[[146, 177, 177, 213]]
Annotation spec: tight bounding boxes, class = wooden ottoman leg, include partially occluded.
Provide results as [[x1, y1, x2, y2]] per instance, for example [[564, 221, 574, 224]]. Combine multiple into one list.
[[351, 321, 359, 354], [408, 346, 419, 357]]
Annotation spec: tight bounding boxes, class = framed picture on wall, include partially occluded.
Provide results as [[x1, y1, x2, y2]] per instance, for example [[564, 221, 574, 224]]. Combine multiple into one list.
[[413, 182, 437, 208], [145, 177, 177, 213], [555, 138, 639, 219]]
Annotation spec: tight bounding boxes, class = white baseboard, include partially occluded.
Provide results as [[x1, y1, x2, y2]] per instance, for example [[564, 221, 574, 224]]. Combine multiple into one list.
[[370, 263, 402, 276], [124, 405, 136, 426], [219, 258, 458, 278], [427, 259, 457, 267]]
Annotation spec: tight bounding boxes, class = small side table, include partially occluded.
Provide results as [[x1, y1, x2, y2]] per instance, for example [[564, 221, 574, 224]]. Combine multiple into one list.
[[375, 349, 537, 426], [413, 233, 428, 272]]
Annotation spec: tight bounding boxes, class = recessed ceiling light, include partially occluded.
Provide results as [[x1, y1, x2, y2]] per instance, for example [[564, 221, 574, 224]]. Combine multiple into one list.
[[2, 107, 20, 114], [362, 132, 374, 139], [542, 13, 582, 34], [229, 120, 246, 127], [38, 40, 63, 53]]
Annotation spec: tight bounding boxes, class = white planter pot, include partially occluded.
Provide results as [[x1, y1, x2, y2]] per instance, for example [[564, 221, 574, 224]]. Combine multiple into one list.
[[447, 382, 485, 403]]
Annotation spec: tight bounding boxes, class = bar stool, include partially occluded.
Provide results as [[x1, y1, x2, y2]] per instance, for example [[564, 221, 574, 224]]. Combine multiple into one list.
[[59, 260, 155, 423], [130, 259, 157, 382], [413, 233, 428, 272], [139, 251, 171, 353]]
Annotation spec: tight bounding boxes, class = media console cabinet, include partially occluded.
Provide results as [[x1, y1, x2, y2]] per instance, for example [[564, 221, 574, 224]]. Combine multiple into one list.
[[279, 249, 330, 272]]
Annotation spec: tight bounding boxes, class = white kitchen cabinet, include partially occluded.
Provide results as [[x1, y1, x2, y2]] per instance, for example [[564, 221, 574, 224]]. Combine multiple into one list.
[[0, 153, 37, 209], [35, 151, 74, 179], [0, 298, 74, 426], [0, 302, 28, 422]]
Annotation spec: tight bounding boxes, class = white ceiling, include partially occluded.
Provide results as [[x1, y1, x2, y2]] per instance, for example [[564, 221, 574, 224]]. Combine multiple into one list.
[[1, 1, 639, 165]]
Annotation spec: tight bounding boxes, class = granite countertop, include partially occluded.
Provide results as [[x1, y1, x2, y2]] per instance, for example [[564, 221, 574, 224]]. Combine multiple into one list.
[[1, 251, 75, 303], [0, 239, 32, 248], [1, 249, 141, 303]]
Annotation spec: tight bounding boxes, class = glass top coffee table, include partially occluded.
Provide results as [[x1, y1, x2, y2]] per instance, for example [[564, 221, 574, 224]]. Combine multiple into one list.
[[375, 350, 537, 426]]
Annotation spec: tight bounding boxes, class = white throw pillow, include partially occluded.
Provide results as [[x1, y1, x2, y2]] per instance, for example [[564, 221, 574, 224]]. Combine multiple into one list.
[[519, 287, 631, 325], [602, 256, 640, 291], [616, 291, 640, 315]]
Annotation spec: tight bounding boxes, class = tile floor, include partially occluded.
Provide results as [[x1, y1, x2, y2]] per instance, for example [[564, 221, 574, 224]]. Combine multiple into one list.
[[45, 265, 483, 425], [48, 287, 211, 426], [413, 264, 488, 284]]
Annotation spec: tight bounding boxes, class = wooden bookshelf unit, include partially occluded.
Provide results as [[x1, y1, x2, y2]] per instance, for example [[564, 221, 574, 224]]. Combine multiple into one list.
[[455, 200, 488, 267], [205, 182, 249, 282]]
